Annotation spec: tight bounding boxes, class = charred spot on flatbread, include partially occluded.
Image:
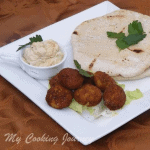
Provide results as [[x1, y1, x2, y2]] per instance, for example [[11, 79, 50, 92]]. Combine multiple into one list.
[[89, 54, 100, 70], [120, 27, 125, 33], [89, 58, 96, 70], [128, 48, 144, 53], [72, 9, 150, 80], [107, 15, 124, 18], [132, 49, 144, 53], [73, 31, 78, 35]]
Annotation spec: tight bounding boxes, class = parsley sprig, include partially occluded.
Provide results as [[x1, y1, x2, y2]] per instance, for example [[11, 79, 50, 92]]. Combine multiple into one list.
[[107, 20, 146, 50], [16, 35, 43, 51], [107, 32, 125, 39], [74, 60, 93, 77]]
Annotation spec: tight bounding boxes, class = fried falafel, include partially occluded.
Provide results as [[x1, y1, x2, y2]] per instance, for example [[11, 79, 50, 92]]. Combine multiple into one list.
[[74, 84, 102, 107], [83, 72, 95, 85], [49, 74, 60, 87], [94, 71, 116, 92], [58, 68, 84, 90], [46, 84, 73, 109], [103, 84, 126, 110]]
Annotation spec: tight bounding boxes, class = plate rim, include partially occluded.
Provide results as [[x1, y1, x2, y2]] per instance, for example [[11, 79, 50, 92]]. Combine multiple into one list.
[[1, 1, 149, 146]]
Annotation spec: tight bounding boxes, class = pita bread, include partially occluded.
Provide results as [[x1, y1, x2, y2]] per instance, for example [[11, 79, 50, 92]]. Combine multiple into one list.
[[71, 9, 150, 80]]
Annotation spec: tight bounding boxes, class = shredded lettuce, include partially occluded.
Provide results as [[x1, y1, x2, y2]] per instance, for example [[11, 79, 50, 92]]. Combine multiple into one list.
[[125, 89, 143, 105], [48, 82, 143, 120], [116, 82, 125, 90], [83, 106, 94, 115], [69, 99, 95, 115], [69, 99, 82, 114], [48, 84, 50, 89]]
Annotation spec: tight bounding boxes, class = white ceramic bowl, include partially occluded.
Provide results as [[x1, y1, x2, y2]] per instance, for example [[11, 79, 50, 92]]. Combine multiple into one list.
[[1, 48, 67, 80]]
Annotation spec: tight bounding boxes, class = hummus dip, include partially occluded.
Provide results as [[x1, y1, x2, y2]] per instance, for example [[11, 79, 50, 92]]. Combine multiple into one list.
[[23, 40, 64, 67]]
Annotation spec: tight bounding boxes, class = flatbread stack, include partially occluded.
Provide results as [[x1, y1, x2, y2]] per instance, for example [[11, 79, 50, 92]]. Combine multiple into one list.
[[71, 9, 150, 80]]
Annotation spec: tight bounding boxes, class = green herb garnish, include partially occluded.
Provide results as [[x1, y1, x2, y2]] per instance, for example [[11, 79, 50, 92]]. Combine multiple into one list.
[[16, 35, 43, 51], [116, 34, 146, 50], [79, 69, 93, 77], [74, 60, 81, 69], [116, 36, 129, 50], [74, 60, 93, 77], [107, 32, 125, 39], [107, 20, 146, 50], [128, 20, 144, 35], [123, 34, 146, 45]]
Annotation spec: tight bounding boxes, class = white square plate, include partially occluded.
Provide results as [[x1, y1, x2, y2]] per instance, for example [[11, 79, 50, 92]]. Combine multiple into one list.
[[0, 1, 150, 145]]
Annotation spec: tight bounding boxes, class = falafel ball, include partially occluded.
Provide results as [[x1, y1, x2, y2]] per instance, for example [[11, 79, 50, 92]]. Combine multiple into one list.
[[74, 84, 102, 107], [103, 84, 126, 110], [94, 71, 116, 92], [83, 72, 95, 85], [46, 84, 73, 109], [49, 74, 60, 87], [58, 68, 84, 90]]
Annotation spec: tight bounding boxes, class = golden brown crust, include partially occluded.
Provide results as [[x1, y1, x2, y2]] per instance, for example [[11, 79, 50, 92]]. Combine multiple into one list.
[[74, 84, 102, 107], [46, 84, 73, 109], [83, 72, 95, 85], [49, 74, 60, 87], [94, 71, 116, 92], [103, 84, 126, 110], [58, 68, 84, 90]]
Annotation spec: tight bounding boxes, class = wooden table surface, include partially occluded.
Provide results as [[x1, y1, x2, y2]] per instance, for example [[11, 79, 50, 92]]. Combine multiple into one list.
[[0, 0, 150, 150]]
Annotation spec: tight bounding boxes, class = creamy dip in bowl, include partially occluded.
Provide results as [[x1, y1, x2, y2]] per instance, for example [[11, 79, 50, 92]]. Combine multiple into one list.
[[18, 40, 67, 79], [0, 40, 67, 79], [23, 40, 64, 67]]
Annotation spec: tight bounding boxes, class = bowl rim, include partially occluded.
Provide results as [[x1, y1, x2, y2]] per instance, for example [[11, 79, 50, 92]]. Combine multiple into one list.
[[19, 46, 67, 69]]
